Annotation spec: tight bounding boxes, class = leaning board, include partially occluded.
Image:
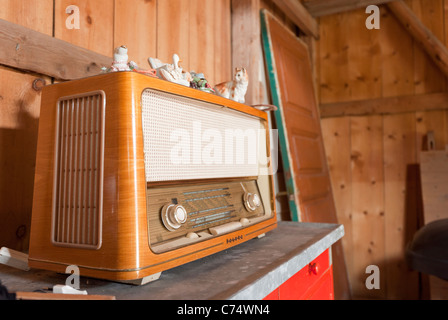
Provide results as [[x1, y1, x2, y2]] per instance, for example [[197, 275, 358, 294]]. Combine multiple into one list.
[[261, 9, 350, 299], [419, 150, 448, 299], [420, 150, 448, 224]]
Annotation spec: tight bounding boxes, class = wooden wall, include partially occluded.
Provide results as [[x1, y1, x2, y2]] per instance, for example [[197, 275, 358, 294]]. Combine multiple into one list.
[[3, 0, 445, 301], [318, 0, 448, 299], [0, 0, 232, 252], [0, 0, 54, 252]]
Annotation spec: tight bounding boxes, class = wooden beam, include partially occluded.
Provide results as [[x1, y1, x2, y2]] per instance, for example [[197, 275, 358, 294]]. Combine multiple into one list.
[[271, 0, 319, 39], [387, 1, 448, 80], [303, 0, 394, 17], [0, 19, 111, 80], [320, 92, 448, 118]]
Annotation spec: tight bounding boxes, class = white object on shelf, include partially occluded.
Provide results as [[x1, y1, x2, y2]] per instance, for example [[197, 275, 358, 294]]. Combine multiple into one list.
[[53, 285, 88, 295], [0, 247, 30, 271]]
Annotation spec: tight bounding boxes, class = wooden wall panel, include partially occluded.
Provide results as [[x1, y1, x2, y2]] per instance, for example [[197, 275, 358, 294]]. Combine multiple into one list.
[[318, 13, 350, 104], [322, 110, 446, 299], [213, 0, 232, 85], [0, 0, 53, 35], [445, 0, 448, 57], [114, 0, 157, 68], [346, 9, 382, 101], [383, 114, 419, 300], [0, 0, 54, 252], [0, 67, 50, 252], [156, 0, 231, 87], [55, 0, 114, 57], [318, 3, 448, 299], [189, 0, 216, 85], [232, 0, 259, 105], [350, 116, 385, 299], [407, 0, 446, 94], [321, 117, 353, 294], [380, 6, 415, 98], [157, 0, 191, 71], [114, 0, 230, 87]]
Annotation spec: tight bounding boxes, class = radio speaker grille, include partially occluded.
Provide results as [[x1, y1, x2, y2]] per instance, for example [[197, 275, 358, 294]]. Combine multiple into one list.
[[141, 89, 265, 182], [52, 92, 105, 249]]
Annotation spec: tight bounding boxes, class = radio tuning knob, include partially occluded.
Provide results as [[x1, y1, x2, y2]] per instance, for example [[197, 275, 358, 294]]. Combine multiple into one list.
[[161, 204, 188, 231], [243, 193, 261, 212]]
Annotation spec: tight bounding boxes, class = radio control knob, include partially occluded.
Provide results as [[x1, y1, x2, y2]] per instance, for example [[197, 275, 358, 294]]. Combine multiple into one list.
[[161, 204, 188, 231], [243, 193, 261, 212]]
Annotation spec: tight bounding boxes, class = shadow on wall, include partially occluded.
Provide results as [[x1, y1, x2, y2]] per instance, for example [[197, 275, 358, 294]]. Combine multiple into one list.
[[351, 164, 430, 300], [405, 164, 430, 300], [0, 91, 40, 253]]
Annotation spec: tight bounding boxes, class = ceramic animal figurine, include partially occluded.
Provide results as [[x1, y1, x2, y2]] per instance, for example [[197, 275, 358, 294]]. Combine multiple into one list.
[[102, 46, 157, 77], [214, 68, 249, 103], [111, 45, 131, 71], [148, 54, 191, 87]]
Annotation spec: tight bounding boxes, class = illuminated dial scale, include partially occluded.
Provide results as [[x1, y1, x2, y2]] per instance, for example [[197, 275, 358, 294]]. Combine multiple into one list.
[[160, 191, 261, 236]]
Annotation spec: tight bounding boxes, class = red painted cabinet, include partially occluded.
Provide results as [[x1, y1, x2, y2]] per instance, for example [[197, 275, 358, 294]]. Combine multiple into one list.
[[264, 249, 334, 300]]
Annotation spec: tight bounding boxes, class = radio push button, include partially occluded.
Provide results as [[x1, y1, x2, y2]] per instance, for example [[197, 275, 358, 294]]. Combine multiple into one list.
[[243, 192, 261, 212], [186, 232, 199, 239], [161, 204, 188, 231]]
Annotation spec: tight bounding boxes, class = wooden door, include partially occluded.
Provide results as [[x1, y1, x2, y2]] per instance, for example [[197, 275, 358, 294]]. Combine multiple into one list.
[[261, 10, 350, 299]]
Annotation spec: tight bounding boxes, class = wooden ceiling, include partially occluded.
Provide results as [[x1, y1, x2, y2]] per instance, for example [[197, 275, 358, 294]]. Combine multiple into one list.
[[273, 1, 448, 87], [302, 0, 394, 17], [272, 0, 396, 39]]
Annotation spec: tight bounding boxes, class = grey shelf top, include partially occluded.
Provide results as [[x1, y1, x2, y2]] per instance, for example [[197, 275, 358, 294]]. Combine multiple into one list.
[[0, 221, 344, 300]]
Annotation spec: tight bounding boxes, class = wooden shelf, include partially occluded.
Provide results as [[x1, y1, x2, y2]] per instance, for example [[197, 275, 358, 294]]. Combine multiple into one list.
[[0, 221, 343, 300]]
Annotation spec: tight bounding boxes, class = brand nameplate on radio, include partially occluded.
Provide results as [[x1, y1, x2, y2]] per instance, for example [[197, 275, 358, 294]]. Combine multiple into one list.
[[226, 235, 243, 244]]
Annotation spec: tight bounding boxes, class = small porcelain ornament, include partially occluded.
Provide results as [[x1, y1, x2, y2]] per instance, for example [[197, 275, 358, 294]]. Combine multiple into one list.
[[148, 54, 191, 87], [111, 45, 130, 71], [102, 45, 157, 77], [214, 67, 249, 104], [190, 71, 215, 94]]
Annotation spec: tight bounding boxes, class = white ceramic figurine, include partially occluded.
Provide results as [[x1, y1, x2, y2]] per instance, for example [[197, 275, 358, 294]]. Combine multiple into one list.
[[111, 45, 131, 71], [102, 46, 157, 77], [148, 54, 191, 87]]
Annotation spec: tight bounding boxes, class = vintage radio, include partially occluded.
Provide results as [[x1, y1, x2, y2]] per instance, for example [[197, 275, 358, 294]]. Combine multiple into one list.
[[28, 71, 277, 284]]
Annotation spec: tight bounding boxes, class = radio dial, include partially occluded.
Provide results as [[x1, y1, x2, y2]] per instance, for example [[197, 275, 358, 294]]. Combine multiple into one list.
[[244, 193, 261, 212], [161, 204, 188, 231]]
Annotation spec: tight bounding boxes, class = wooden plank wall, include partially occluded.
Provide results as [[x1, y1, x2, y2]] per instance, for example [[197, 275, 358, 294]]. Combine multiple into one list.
[[0, 0, 54, 253], [319, 0, 448, 299], [0, 0, 231, 252]]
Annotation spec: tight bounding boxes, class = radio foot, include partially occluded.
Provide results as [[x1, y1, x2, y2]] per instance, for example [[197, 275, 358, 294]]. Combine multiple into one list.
[[118, 272, 162, 286], [257, 233, 266, 239]]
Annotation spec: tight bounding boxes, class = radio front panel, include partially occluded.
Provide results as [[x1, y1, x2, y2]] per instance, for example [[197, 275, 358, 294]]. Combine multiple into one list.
[[147, 179, 268, 252]]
